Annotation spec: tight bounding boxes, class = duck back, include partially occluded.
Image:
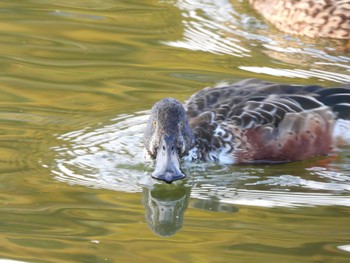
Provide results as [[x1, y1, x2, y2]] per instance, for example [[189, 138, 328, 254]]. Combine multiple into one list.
[[249, 0, 350, 39], [184, 79, 350, 164]]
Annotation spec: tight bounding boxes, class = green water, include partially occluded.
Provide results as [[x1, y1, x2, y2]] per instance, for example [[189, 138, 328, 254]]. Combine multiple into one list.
[[0, 0, 350, 262]]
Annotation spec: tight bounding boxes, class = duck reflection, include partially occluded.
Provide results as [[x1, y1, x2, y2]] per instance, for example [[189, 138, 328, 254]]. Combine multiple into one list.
[[191, 196, 239, 213], [142, 183, 191, 237]]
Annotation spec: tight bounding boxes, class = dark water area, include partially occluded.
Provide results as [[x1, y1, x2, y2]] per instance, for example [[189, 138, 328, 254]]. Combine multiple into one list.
[[0, 0, 349, 262]]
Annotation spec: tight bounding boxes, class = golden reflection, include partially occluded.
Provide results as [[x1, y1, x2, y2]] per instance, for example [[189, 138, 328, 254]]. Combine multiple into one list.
[[63, 29, 124, 42], [0, 22, 28, 33], [239, 66, 350, 83]]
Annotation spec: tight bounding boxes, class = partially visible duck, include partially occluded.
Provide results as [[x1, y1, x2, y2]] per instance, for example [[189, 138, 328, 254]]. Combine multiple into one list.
[[248, 0, 350, 39], [144, 79, 350, 183]]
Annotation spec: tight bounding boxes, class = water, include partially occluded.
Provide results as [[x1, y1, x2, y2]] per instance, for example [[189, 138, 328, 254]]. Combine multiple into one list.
[[0, 0, 350, 262]]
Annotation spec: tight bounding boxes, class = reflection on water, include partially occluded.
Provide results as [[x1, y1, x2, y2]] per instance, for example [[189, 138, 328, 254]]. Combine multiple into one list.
[[142, 184, 191, 237], [166, 0, 350, 82], [164, 0, 251, 56], [52, 112, 149, 192], [142, 183, 239, 237]]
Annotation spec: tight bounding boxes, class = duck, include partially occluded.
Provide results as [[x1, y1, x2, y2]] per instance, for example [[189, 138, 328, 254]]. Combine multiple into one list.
[[248, 0, 350, 39], [143, 78, 350, 183]]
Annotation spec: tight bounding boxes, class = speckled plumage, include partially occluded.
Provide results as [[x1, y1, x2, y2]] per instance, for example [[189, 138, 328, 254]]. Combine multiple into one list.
[[249, 0, 350, 39], [183, 79, 350, 164]]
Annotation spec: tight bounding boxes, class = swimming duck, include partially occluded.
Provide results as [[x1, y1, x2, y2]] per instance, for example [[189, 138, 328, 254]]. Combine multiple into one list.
[[248, 0, 350, 39], [144, 79, 350, 183]]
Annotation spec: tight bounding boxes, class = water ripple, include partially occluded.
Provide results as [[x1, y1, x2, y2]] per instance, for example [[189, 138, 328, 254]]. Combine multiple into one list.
[[164, 0, 350, 83], [50, 113, 350, 208], [52, 111, 150, 193], [191, 188, 350, 208], [164, 0, 251, 57]]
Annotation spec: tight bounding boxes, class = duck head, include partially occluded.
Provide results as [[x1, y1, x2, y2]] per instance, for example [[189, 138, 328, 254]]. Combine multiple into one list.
[[144, 98, 194, 183]]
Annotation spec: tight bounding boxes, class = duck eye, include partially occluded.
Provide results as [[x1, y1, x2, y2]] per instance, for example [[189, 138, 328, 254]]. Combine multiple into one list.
[[153, 120, 157, 127]]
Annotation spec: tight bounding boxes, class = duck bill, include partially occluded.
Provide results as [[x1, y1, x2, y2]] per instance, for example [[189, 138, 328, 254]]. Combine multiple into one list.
[[152, 134, 186, 184]]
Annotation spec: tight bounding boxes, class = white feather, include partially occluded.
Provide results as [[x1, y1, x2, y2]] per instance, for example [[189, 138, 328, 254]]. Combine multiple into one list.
[[184, 147, 199, 162], [333, 119, 350, 146], [218, 144, 235, 165]]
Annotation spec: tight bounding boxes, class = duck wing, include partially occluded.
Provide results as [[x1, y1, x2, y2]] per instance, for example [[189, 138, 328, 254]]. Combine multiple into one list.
[[185, 79, 350, 124], [185, 79, 350, 163]]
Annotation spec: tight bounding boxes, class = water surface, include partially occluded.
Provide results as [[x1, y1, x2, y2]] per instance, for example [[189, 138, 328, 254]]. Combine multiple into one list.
[[0, 0, 350, 262]]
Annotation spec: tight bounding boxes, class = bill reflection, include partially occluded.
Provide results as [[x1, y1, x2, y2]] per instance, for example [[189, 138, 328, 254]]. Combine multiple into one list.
[[142, 184, 191, 237]]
